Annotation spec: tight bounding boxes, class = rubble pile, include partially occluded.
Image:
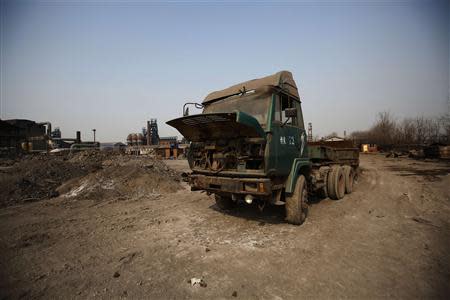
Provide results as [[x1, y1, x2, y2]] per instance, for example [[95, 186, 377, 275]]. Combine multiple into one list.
[[0, 151, 182, 207], [60, 155, 182, 201]]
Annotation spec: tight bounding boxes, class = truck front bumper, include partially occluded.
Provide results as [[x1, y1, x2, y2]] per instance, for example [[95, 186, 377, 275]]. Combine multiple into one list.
[[190, 174, 272, 196]]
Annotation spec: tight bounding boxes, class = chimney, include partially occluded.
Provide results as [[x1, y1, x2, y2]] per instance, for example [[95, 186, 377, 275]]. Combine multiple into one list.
[[76, 131, 81, 144], [146, 121, 151, 146]]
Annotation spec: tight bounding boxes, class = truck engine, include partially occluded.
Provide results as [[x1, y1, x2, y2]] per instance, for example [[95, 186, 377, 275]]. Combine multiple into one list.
[[188, 138, 266, 172]]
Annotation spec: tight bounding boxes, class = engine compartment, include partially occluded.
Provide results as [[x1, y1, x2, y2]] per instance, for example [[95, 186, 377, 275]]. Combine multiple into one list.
[[188, 137, 266, 173]]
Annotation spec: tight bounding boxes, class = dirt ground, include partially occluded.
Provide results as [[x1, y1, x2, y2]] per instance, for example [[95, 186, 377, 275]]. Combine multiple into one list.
[[0, 154, 449, 299]]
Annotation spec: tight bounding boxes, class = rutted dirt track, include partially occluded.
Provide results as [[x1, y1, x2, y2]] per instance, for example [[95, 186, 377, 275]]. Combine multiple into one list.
[[0, 155, 449, 299]]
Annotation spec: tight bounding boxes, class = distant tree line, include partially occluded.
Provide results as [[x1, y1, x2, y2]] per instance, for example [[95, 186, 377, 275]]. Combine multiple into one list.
[[350, 112, 450, 146]]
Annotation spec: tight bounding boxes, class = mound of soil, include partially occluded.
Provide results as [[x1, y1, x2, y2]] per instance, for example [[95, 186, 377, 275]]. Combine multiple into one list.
[[0, 151, 182, 207], [60, 156, 182, 201]]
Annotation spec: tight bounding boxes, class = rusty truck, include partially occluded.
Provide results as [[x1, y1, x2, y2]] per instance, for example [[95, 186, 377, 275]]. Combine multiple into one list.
[[167, 71, 359, 225]]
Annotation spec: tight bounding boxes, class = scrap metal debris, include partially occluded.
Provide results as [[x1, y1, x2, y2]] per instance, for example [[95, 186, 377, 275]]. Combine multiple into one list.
[[188, 277, 207, 288]]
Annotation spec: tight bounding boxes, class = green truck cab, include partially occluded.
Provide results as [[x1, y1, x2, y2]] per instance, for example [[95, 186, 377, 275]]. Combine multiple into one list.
[[167, 71, 359, 225]]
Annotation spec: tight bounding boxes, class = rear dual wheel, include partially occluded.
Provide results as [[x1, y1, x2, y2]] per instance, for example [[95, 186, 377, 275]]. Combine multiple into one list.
[[327, 165, 345, 200], [342, 166, 355, 194], [327, 165, 355, 200], [285, 175, 309, 225]]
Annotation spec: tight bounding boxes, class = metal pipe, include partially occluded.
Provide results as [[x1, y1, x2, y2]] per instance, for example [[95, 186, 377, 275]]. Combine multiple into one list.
[[69, 143, 99, 153]]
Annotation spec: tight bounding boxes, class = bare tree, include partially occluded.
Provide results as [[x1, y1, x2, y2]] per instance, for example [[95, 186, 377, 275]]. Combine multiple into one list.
[[414, 116, 427, 144], [370, 111, 397, 145], [398, 118, 416, 144], [426, 118, 441, 144], [350, 112, 448, 146], [439, 115, 450, 143]]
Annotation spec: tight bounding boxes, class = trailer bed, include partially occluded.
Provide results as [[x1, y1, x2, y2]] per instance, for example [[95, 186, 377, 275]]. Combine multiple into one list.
[[308, 140, 359, 167]]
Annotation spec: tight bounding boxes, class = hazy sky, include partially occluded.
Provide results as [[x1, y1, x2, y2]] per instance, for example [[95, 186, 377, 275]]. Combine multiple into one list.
[[1, 0, 449, 142]]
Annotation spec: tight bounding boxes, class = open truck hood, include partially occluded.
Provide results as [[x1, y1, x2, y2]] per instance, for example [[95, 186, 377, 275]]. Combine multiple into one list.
[[166, 112, 265, 142]]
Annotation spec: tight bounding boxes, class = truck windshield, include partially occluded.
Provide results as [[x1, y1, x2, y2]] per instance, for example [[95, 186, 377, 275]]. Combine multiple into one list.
[[203, 92, 271, 127]]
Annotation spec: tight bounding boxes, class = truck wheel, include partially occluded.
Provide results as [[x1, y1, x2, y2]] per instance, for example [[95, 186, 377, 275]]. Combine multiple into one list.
[[285, 175, 308, 225], [327, 165, 345, 200], [214, 194, 235, 210], [343, 166, 354, 194]]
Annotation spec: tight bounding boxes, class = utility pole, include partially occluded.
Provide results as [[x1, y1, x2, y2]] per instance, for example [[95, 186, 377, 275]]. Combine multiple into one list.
[[92, 129, 96, 143]]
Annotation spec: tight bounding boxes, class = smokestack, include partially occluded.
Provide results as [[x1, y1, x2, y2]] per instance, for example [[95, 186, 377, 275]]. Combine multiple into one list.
[[146, 121, 151, 146], [76, 131, 81, 143]]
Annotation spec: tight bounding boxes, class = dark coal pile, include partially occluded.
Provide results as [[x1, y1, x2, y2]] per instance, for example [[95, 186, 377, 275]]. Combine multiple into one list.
[[0, 153, 101, 207]]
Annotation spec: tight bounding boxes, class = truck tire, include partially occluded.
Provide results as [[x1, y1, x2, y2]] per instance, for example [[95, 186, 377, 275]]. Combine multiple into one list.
[[327, 165, 345, 200], [343, 166, 354, 194], [215, 194, 235, 210], [285, 175, 308, 225]]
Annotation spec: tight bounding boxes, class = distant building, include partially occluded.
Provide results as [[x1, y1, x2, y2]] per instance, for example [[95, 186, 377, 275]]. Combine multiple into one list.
[[114, 142, 127, 151], [51, 127, 62, 139], [0, 120, 21, 155], [324, 136, 345, 142], [159, 136, 177, 146], [0, 119, 49, 154], [157, 136, 178, 159], [100, 142, 127, 152]]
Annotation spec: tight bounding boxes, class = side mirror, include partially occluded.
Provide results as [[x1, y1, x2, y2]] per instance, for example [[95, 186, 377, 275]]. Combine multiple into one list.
[[284, 108, 297, 118], [182, 102, 204, 116]]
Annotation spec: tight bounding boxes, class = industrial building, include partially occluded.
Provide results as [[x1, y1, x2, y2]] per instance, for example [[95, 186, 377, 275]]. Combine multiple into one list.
[[0, 119, 50, 155], [0, 119, 98, 156], [126, 119, 188, 159]]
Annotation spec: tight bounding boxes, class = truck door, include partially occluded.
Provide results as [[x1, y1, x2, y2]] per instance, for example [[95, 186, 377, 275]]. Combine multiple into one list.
[[271, 93, 306, 176]]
